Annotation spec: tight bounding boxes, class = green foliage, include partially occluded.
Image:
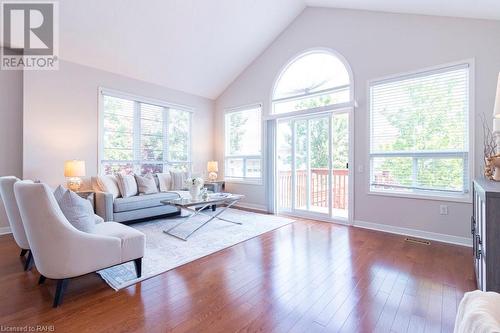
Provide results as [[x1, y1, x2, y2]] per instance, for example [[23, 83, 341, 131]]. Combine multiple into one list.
[[228, 111, 248, 155], [103, 96, 190, 174], [280, 94, 349, 170], [375, 77, 466, 191]]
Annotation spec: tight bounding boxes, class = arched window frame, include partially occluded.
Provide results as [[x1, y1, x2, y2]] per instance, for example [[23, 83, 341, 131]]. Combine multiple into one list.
[[270, 48, 355, 117]]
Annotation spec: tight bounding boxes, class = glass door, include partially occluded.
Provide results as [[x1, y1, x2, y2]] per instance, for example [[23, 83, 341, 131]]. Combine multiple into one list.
[[276, 111, 349, 221]]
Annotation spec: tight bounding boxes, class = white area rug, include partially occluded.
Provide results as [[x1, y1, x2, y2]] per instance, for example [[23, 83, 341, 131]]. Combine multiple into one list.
[[98, 208, 294, 290]]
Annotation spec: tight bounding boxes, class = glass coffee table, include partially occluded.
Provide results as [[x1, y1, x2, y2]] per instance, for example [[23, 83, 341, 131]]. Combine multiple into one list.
[[161, 193, 245, 241]]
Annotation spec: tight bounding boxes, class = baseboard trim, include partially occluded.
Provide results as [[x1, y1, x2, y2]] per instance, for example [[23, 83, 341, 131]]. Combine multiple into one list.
[[232, 202, 268, 213], [353, 220, 472, 247], [0, 226, 12, 235]]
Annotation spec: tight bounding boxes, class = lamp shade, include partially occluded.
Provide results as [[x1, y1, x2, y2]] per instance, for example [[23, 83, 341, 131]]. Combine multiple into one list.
[[64, 160, 86, 177], [494, 73, 500, 119], [207, 161, 218, 173]]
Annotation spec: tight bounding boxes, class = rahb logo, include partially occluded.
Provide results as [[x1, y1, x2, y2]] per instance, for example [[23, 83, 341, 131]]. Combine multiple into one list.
[[1, 1, 59, 70]]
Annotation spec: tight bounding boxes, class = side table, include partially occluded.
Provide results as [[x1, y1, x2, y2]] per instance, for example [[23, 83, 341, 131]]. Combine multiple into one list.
[[76, 191, 95, 212], [203, 181, 225, 211]]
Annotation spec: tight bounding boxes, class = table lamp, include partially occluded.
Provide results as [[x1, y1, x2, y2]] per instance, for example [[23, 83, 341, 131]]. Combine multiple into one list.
[[207, 161, 218, 182], [64, 160, 86, 191]]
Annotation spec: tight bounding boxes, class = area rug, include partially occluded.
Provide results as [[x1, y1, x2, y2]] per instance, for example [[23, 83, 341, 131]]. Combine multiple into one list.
[[97, 208, 294, 290]]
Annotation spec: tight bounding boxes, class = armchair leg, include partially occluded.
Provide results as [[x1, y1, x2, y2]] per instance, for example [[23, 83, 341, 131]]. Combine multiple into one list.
[[24, 250, 33, 271], [53, 279, 69, 308], [20, 249, 28, 257], [38, 275, 46, 285], [133, 258, 142, 278]]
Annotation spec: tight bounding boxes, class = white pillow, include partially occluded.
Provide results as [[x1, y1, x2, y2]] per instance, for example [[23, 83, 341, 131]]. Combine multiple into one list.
[[53, 185, 67, 202], [170, 171, 188, 190], [116, 174, 138, 198], [58, 190, 96, 233], [96, 175, 121, 199], [157, 173, 172, 192], [135, 174, 158, 195]]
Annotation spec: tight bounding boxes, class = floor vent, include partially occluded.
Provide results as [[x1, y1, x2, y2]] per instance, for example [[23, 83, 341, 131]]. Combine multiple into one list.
[[404, 237, 431, 245]]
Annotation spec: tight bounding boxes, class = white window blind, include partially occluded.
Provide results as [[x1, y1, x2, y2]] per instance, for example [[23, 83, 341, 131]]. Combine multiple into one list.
[[224, 105, 262, 182], [369, 64, 470, 196], [100, 91, 192, 175]]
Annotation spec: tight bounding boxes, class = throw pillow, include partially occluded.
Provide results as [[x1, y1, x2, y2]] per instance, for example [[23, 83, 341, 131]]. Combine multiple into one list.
[[95, 175, 121, 199], [157, 172, 172, 192], [135, 174, 158, 195], [58, 190, 96, 233], [170, 171, 188, 190], [116, 174, 138, 198], [53, 185, 67, 202]]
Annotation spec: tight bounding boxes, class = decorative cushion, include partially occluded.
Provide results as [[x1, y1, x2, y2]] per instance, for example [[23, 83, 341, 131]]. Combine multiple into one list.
[[116, 174, 138, 198], [135, 174, 158, 195], [113, 192, 180, 212], [170, 171, 188, 190], [58, 190, 96, 233], [157, 173, 172, 192], [53, 185, 67, 202], [95, 175, 121, 199]]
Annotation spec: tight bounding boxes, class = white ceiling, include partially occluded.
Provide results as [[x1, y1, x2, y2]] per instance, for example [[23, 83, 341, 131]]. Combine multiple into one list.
[[53, 0, 499, 100], [305, 0, 500, 21], [58, 0, 304, 99]]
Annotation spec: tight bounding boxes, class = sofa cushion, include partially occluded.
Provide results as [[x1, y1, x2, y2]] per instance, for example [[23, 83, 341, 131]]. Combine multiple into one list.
[[170, 171, 188, 190], [58, 190, 96, 233], [116, 174, 138, 198], [93, 175, 121, 199], [113, 192, 180, 213], [157, 173, 172, 192], [53, 185, 67, 202], [91, 222, 145, 262], [135, 174, 158, 195]]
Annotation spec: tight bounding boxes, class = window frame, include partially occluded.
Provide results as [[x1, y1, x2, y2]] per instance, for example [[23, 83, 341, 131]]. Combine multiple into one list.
[[270, 48, 354, 117], [367, 60, 475, 203], [98, 87, 193, 175], [223, 103, 263, 184]]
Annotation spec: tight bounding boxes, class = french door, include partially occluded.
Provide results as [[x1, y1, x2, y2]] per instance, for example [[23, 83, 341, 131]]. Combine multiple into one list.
[[276, 110, 350, 222]]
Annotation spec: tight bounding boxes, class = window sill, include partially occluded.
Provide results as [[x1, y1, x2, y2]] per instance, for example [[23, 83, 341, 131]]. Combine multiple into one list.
[[367, 189, 472, 204], [224, 178, 263, 186]]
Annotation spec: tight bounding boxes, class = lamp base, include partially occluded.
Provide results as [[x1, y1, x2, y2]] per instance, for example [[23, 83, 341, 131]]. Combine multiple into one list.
[[67, 177, 82, 192], [208, 172, 218, 182]]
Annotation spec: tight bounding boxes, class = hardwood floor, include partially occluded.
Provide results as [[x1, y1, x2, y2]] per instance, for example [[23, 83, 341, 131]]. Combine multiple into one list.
[[0, 217, 475, 332]]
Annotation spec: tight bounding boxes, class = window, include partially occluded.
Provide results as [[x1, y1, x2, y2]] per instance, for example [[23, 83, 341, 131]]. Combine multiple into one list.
[[272, 50, 351, 114], [224, 105, 262, 182], [369, 63, 470, 198], [99, 90, 191, 175]]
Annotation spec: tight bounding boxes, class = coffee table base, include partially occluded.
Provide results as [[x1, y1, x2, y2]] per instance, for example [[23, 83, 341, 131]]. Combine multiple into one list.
[[163, 199, 242, 241]]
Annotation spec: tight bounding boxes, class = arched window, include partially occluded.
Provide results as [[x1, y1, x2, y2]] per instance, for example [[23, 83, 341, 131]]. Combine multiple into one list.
[[272, 50, 352, 114]]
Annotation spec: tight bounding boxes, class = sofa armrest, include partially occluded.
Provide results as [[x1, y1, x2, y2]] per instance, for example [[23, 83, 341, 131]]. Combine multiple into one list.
[[95, 191, 114, 222]]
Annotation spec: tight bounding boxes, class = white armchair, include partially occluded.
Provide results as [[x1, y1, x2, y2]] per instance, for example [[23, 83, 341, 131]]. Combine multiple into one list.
[[0, 176, 33, 270], [14, 182, 145, 307]]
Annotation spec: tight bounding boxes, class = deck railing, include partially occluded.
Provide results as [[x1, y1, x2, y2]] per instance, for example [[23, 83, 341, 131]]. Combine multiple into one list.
[[278, 169, 348, 210]]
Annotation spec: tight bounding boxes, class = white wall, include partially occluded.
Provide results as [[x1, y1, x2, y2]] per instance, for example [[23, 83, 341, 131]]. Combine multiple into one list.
[[0, 52, 23, 229], [215, 8, 500, 240], [23, 60, 214, 187]]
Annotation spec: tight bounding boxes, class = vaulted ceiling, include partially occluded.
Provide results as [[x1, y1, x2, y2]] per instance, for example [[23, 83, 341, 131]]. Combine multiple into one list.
[[56, 0, 500, 100]]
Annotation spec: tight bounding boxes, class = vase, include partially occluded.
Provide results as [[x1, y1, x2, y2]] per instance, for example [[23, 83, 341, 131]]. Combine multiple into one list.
[[189, 185, 201, 200], [492, 156, 500, 181]]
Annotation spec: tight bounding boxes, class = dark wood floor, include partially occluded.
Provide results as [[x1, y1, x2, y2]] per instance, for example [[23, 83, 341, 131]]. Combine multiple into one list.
[[0, 217, 475, 333]]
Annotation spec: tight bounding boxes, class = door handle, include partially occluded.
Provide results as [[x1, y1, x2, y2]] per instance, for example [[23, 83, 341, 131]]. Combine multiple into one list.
[[475, 234, 482, 260]]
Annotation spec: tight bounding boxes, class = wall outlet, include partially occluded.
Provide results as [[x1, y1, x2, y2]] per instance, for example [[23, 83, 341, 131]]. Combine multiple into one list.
[[439, 205, 448, 215]]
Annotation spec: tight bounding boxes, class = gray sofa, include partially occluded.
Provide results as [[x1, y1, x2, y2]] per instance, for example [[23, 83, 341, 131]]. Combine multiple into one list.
[[91, 175, 185, 223], [95, 191, 181, 222]]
